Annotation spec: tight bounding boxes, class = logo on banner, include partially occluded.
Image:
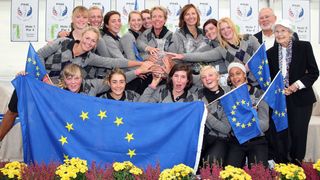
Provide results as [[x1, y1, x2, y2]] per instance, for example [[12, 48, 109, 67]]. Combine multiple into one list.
[[17, 3, 32, 21], [198, 3, 213, 17], [122, 2, 137, 16], [167, 2, 181, 20], [91, 3, 105, 14], [235, 3, 253, 21], [288, 4, 304, 22], [52, 4, 68, 21]]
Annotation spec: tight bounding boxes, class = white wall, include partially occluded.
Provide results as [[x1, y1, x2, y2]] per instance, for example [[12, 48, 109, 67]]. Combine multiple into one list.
[[0, 0, 319, 90]]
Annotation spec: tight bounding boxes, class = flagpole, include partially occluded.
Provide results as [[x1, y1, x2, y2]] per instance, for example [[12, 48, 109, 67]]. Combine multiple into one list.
[[245, 42, 265, 65], [206, 83, 247, 107], [256, 71, 281, 106]]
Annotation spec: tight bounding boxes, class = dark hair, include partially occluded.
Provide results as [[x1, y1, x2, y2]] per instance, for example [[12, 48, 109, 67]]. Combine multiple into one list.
[[178, 4, 200, 28], [102, 11, 121, 33], [203, 18, 218, 33], [167, 64, 193, 91], [104, 68, 126, 84], [141, 9, 150, 14]]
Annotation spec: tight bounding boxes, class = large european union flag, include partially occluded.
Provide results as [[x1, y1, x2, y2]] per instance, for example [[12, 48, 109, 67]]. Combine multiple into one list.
[[247, 43, 271, 91], [25, 43, 47, 80], [12, 76, 206, 170], [220, 83, 262, 144], [262, 71, 288, 132]]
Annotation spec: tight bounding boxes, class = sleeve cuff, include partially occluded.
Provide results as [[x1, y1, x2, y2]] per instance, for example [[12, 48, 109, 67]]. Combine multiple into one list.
[[295, 80, 305, 90]]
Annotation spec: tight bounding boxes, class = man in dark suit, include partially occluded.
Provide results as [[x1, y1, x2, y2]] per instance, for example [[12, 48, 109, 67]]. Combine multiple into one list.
[[254, 8, 277, 50]]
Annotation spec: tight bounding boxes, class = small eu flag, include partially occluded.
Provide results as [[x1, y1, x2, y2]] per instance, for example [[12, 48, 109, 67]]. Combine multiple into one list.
[[220, 83, 262, 144], [247, 43, 271, 91], [25, 43, 47, 80], [261, 71, 288, 132]]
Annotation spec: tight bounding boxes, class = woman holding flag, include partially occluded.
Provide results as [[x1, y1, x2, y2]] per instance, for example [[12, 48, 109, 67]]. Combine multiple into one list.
[[197, 65, 231, 167], [225, 61, 269, 168], [267, 19, 319, 164]]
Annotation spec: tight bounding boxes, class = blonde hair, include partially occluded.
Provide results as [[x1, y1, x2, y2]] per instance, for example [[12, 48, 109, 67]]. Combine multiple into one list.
[[200, 65, 219, 77], [128, 10, 142, 23], [82, 26, 101, 40], [59, 64, 83, 88], [217, 17, 242, 48], [72, 6, 89, 29], [150, 6, 168, 20]]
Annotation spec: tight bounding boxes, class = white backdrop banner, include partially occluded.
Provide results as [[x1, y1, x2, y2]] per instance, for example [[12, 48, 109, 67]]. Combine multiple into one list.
[[11, 0, 39, 42], [116, 0, 145, 35], [230, 0, 259, 35], [282, 0, 310, 41], [82, 0, 111, 15], [45, 0, 74, 41], [159, 0, 189, 32], [190, 0, 219, 27]]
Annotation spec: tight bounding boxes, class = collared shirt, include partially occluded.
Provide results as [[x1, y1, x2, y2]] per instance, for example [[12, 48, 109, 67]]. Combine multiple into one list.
[[262, 33, 275, 50], [105, 30, 120, 41]]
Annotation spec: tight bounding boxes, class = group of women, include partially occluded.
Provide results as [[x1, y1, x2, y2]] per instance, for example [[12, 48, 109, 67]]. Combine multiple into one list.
[[0, 3, 318, 169]]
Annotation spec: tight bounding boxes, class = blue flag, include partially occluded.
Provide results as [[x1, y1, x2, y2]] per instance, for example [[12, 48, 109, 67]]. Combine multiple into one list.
[[220, 83, 262, 144], [133, 42, 143, 61], [25, 43, 47, 80], [262, 71, 288, 132], [12, 76, 206, 170], [247, 43, 271, 91]]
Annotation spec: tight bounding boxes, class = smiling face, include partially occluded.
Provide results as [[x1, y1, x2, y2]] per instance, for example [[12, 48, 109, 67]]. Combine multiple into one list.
[[151, 9, 166, 30], [109, 73, 126, 97], [64, 74, 82, 93], [204, 23, 218, 40], [229, 67, 246, 88], [80, 30, 99, 52], [183, 7, 198, 27], [72, 12, 89, 30], [172, 70, 189, 94], [141, 12, 152, 29], [89, 8, 103, 28], [219, 22, 234, 41], [107, 14, 121, 35], [258, 8, 276, 31], [274, 25, 292, 47], [129, 12, 143, 32], [200, 68, 219, 91]]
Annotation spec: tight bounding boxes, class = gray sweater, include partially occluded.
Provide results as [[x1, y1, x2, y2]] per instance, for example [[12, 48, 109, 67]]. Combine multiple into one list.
[[120, 30, 141, 60], [102, 32, 125, 58], [137, 27, 173, 59], [37, 38, 129, 83], [139, 85, 196, 103]]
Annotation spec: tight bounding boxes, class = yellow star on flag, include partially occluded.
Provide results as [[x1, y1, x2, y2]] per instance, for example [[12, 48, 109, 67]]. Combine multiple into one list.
[[80, 111, 89, 121], [114, 117, 124, 126], [258, 65, 263, 70], [241, 99, 246, 105], [241, 124, 246, 128], [27, 58, 32, 62], [231, 110, 235, 115], [97, 110, 107, 120], [59, 136, 68, 145], [259, 77, 264, 82], [274, 110, 279, 115], [265, 60, 268, 64], [258, 71, 262, 75], [65, 122, 74, 132], [32, 60, 36, 65], [232, 105, 237, 110], [232, 117, 236, 122], [247, 122, 252, 127], [35, 66, 39, 70], [236, 101, 240, 105], [125, 133, 134, 142], [127, 149, 136, 158], [36, 72, 40, 77], [236, 122, 241, 127], [281, 112, 285, 117], [252, 118, 256, 122]]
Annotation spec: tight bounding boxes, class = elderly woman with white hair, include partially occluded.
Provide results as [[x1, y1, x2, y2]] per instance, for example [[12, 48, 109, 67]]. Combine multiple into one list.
[[267, 19, 319, 164]]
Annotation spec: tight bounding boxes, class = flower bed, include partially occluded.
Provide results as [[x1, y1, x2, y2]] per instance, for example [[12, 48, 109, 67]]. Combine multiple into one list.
[[0, 158, 319, 179]]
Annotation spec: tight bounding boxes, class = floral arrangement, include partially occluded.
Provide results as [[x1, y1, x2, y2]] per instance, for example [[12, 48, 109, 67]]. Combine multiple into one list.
[[313, 159, 320, 175], [112, 161, 143, 180], [55, 157, 88, 179], [159, 163, 195, 180], [0, 161, 27, 179], [274, 163, 306, 180], [219, 165, 252, 180]]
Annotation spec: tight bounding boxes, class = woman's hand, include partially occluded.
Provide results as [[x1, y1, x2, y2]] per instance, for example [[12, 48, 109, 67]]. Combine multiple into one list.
[[15, 71, 27, 77], [165, 52, 184, 60], [145, 46, 159, 56], [162, 55, 175, 75], [58, 30, 70, 38]]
